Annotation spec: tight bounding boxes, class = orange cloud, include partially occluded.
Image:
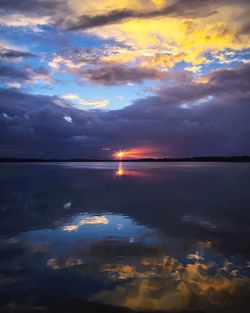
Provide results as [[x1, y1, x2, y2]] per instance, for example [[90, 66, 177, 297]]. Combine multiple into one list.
[[113, 146, 160, 159]]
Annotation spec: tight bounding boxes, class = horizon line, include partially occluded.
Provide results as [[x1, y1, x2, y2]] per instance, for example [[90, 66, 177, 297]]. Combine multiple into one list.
[[0, 155, 250, 163]]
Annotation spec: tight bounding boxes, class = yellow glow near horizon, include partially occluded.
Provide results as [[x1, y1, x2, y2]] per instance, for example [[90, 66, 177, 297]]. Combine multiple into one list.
[[113, 146, 159, 160], [116, 151, 125, 159]]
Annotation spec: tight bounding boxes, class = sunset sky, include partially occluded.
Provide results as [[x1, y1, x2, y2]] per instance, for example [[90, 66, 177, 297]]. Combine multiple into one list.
[[0, 0, 250, 158]]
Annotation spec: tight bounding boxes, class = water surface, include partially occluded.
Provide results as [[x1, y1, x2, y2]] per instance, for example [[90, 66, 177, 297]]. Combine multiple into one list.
[[0, 162, 250, 313]]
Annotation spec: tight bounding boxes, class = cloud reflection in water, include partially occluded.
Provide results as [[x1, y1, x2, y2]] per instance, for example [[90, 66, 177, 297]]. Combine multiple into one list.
[[2, 212, 249, 313], [0, 163, 250, 312], [62, 215, 109, 232]]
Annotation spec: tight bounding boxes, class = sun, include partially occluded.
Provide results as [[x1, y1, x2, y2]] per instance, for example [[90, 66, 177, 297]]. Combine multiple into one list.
[[115, 151, 125, 159]]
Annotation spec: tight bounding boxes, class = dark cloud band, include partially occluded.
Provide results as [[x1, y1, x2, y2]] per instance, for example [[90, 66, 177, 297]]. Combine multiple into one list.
[[0, 64, 249, 158], [82, 64, 163, 85]]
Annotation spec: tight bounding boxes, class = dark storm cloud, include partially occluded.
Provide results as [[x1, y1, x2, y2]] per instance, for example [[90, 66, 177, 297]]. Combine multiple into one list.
[[151, 0, 250, 19], [82, 64, 163, 85], [0, 63, 52, 85], [0, 64, 250, 158], [0, 88, 100, 158], [0, 0, 69, 15], [66, 9, 136, 31], [0, 65, 30, 82], [63, 6, 203, 31], [0, 48, 36, 60], [208, 64, 250, 92], [0, 0, 72, 28], [147, 64, 250, 106]]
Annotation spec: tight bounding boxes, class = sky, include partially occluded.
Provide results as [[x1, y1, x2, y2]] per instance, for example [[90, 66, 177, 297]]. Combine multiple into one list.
[[0, 0, 250, 159]]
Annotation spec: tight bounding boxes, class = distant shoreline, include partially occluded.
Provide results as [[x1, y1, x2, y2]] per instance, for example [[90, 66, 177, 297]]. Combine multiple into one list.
[[0, 156, 250, 163]]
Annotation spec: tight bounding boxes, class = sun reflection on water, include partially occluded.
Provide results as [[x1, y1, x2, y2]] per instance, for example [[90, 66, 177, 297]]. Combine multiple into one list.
[[115, 162, 125, 176], [114, 161, 153, 177]]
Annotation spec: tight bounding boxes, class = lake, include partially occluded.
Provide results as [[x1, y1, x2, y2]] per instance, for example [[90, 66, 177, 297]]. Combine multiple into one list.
[[0, 162, 250, 313]]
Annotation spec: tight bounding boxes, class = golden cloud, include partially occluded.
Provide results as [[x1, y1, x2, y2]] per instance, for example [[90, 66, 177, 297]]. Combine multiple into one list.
[[61, 94, 109, 107], [79, 216, 109, 225], [93, 18, 248, 67], [66, 1, 250, 69], [62, 215, 109, 232], [93, 255, 250, 311]]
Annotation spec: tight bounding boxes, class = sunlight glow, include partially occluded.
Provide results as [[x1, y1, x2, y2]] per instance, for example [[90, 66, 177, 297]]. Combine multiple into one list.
[[113, 146, 159, 160], [116, 151, 125, 159]]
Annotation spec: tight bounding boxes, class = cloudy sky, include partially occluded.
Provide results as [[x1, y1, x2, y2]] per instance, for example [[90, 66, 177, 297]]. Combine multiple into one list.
[[0, 0, 250, 158]]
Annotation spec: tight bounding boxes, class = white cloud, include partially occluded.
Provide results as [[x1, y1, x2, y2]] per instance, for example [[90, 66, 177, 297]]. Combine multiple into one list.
[[63, 115, 73, 123], [7, 82, 22, 89], [61, 93, 109, 108], [61, 93, 80, 100], [0, 14, 51, 31]]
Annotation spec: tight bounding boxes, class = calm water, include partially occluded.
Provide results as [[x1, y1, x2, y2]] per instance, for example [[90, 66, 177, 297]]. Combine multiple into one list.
[[0, 162, 250, 313]]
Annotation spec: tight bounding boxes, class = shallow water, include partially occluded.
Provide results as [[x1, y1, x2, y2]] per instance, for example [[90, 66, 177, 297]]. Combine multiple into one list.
[[0, 162, 250, 313]]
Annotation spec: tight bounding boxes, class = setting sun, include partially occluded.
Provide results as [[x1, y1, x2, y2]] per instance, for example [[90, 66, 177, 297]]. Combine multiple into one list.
[[115, 151, 125, 159], [113, 147, 159, 160]]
